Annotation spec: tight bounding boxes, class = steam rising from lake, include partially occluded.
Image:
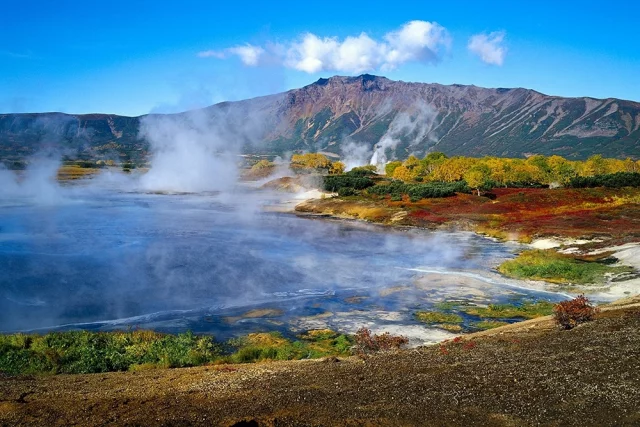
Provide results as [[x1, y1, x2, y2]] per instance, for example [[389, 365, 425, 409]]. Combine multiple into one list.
[[0, 155, 64, 205], [0, 111, 563, 343], [0, 185, 563, 342], [139, 111, 239, 193]]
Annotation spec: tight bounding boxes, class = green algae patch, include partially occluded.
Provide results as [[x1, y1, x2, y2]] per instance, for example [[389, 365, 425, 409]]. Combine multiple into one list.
[[462, 301, 555, 320], [415, 311, 463, 324], [228, 330, 352, 364], [472, 320, 509, 330], [436, 323, 464, 332], [224, 308, 284, 324], [498, 249, 634, 285]]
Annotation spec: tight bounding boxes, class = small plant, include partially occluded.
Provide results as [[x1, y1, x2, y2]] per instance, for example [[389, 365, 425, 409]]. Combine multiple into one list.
[[553, 295, 600, 330], [462, 341, 477, 351], [353, 328, 408, 356]]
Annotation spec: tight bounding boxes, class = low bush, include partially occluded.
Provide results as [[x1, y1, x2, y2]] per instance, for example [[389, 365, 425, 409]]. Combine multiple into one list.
[[569, 172, 640, 189], [0, 330, 222, 375], [337, 187, 357, 197], [553, 295, 599, 329], [323, 175, 375, 192], [353, 327, 408, 356], [0, 329, 354, 375], [367, 180, 469, 201], [346, 166, 378, 177]]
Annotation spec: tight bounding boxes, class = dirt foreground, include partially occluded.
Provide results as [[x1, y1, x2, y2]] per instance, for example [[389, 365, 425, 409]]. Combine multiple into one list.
[[1, 298, 639, 426]]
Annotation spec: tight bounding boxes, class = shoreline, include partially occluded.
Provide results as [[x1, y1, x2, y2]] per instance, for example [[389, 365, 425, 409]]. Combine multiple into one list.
[[1, 296, 638, 426], [286, 191, 640, 302]]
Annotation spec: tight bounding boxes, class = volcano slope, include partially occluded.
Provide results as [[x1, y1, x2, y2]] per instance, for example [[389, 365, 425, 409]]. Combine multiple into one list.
[[1, 297, 639, 426], [2, 74, 640, 163]]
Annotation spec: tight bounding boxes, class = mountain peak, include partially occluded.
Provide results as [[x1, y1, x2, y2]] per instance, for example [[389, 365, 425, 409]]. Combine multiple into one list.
[[312, 74, 389, 88]]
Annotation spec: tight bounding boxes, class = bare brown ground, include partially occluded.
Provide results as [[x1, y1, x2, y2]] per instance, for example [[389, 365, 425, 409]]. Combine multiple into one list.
[[1, 298, 639, 426]]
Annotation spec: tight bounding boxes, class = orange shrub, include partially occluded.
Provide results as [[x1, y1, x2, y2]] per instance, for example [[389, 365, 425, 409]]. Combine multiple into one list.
[[553, 295, 599, 330]]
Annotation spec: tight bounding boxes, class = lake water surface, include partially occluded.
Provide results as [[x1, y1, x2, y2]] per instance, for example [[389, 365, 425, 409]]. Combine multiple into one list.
[[0, 184, 566, 343]]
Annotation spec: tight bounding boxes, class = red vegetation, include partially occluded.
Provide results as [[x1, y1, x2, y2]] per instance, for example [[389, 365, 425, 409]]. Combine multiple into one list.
[[392, 187, 640, 243], [353, 327, 409, 356], [462, 341, 477, 351], [553, 295, 600, 330], [407, 209, 448, 224]]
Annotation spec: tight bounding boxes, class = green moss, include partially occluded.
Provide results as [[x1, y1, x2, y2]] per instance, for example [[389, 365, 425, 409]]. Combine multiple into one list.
[[498, 249, 634, 284], [436, 324, 464, 332], [433, 301, 473, 311], [472, 320, 509, 330], [415, 311, 463, 324], [462, 301, 554, 319]]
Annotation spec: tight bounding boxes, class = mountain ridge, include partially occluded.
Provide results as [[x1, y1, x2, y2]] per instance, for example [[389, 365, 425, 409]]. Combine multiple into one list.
[[1, 74, 639, 163]]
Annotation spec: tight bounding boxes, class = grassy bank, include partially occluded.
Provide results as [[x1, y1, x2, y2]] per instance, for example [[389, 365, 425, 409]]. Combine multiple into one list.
[[0, 329, 352, 375], [498, 249, 634, 284], [2, 299, 637, 426]]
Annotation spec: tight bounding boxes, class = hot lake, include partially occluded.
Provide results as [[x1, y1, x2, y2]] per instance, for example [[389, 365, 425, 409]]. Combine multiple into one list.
[[0, 182, 568, 344]]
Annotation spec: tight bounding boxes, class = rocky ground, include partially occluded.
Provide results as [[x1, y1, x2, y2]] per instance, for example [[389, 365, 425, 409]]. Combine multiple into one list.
[[1, 297, 639, 426]]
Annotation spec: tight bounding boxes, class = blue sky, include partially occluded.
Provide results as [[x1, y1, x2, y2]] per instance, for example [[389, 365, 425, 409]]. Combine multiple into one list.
[[1, 0, 639, 116]]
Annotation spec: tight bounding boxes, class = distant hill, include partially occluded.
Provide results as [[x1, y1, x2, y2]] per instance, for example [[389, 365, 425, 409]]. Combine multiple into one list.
[[1, 74, 639, 165]]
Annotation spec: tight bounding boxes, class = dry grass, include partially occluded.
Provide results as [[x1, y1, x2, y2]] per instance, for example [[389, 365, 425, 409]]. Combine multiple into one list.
[[56, 165, 101, 180]]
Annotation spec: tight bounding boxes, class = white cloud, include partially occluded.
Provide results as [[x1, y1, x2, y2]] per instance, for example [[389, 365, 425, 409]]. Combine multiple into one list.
[[199, 20, 450, 74], [468, 31, 507, 66], [197, 44, 265, 66], [197, 50, 226, 59], [226, 45, 265, 66]]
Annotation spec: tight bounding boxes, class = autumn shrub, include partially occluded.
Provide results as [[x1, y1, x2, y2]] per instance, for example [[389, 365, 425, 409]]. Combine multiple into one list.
[[290, 153, 332, 170], [553, 295, 600, 329], [353, 327, 408, 356]]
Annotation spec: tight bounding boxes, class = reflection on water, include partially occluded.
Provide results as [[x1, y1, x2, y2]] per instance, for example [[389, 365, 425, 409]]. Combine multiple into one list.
[[0, 185, 563, 343]]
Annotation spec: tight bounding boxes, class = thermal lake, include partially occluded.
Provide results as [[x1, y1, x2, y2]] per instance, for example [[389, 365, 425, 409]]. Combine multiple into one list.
[[0, 182, 569, 344]]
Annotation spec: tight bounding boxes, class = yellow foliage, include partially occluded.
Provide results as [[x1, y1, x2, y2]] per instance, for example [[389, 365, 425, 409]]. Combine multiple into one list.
[[330, 161, 345, 175], [431, 157, 477, 182], [57, 165, 100, 181], [290, 153, 331, 169], [251, 159, 275, 170], [392, 165, 416, 181]]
